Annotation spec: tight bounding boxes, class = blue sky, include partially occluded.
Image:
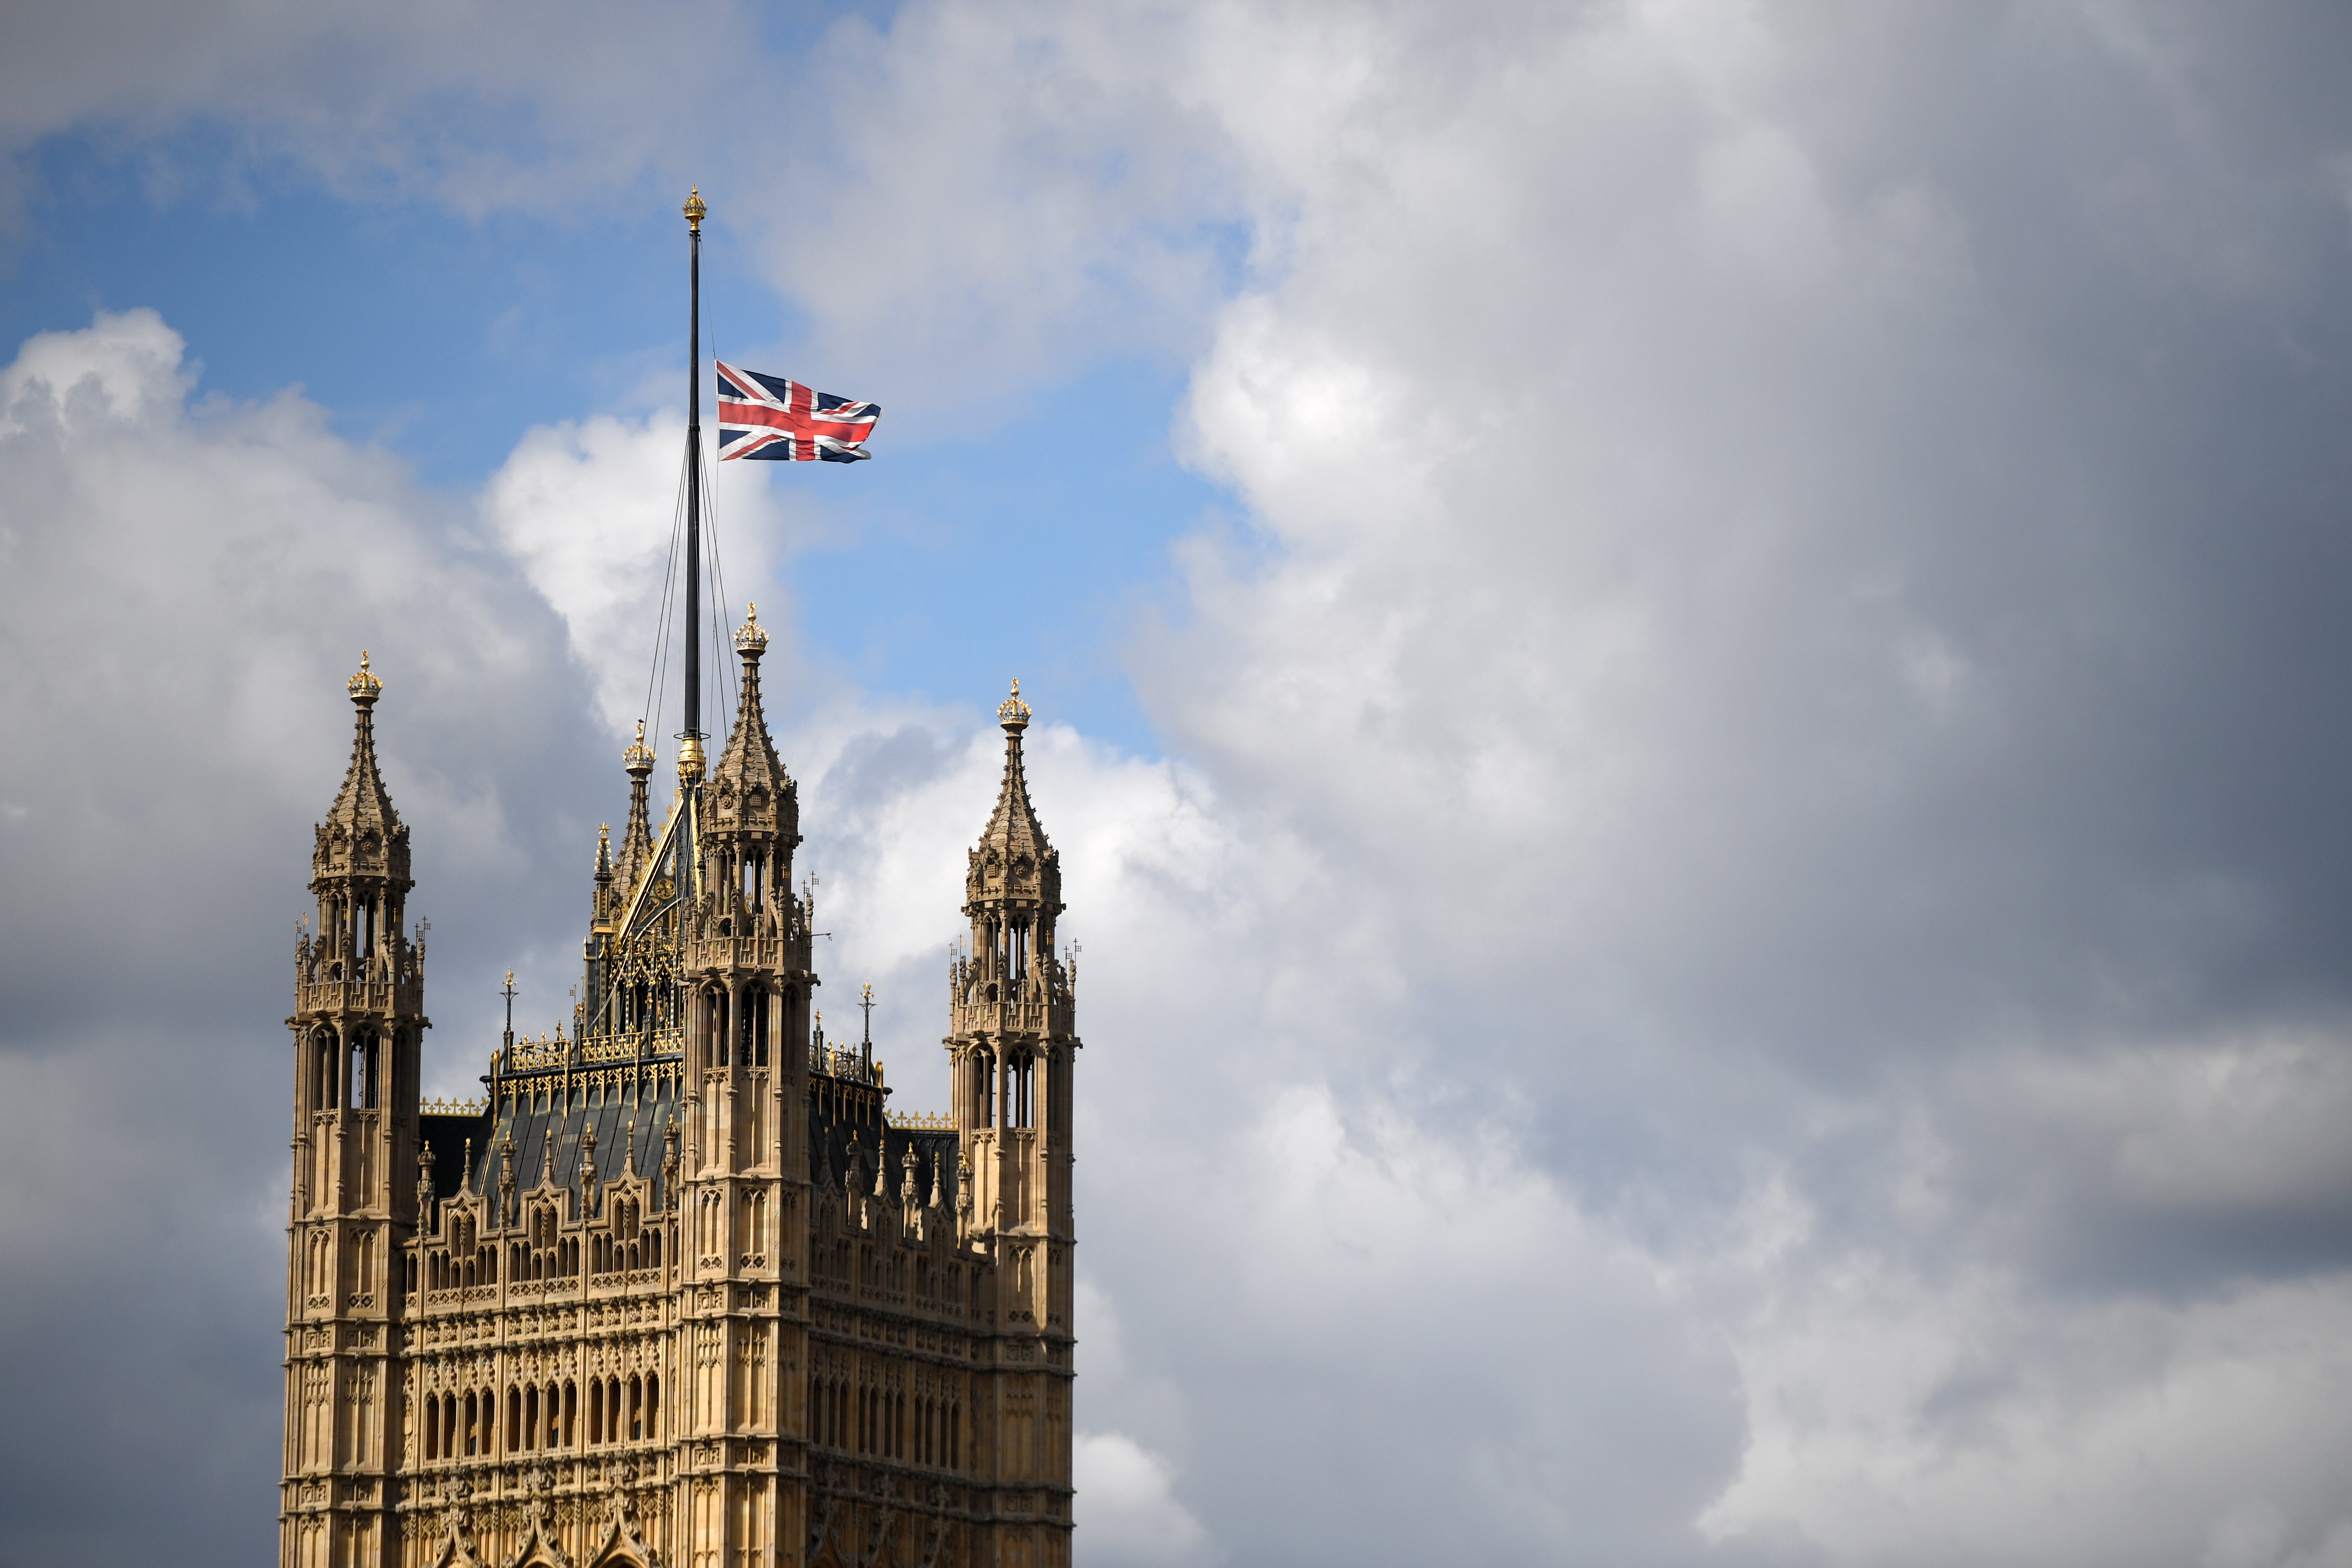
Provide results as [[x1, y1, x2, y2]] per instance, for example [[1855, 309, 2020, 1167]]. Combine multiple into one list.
[[4, 125, 1215, 754]]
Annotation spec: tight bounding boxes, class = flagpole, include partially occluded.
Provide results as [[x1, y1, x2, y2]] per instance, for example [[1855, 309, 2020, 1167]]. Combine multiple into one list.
[[681, 187, 707, 784]]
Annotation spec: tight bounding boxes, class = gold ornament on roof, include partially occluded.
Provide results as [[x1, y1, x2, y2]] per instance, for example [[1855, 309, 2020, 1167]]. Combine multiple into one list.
[[734, 602, 769, 656], [997, 678, 1031, 732], [348, 650, 382, 705], [623, 719, 655, 774], [683, 186, 707, 232]]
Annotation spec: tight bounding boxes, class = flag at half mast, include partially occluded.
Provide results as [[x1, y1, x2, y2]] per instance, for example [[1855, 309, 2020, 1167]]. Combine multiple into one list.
[[715, 359, 881, 462]]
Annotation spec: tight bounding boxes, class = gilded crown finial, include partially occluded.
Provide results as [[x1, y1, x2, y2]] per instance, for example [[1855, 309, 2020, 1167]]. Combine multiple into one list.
[[623, 718, 655, 775], [347, 649, 382, 705], [734, 602, 768, 656], [997, 678, 1031, 733], [683, 186, 707, 231]]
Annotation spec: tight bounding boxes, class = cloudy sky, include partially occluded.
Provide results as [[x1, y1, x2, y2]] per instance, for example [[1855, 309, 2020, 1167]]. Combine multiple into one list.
[[5, 3, 2352, 1564]]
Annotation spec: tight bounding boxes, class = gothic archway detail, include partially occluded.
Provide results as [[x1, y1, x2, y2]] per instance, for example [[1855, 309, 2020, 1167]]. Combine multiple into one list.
[[582, 1487, 664, 1568]]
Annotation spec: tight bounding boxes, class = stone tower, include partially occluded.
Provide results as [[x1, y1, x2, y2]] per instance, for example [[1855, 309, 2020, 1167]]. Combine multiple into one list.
[[946, 683, 1078, 1547], [284, 652, 431, 1568], [281, 623, 1081, 1568], [672, 605, 819, 1564]]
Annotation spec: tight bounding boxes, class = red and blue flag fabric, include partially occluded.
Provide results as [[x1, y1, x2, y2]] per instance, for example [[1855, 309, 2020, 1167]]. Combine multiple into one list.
[[715, 361, 880, 462]]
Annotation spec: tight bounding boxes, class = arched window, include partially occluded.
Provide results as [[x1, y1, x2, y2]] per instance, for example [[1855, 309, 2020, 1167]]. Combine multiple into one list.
[[313, 1031, 336, 1110], [463, 1391, 479, 1457], [523, 1387, 539, 1450], [645, 1372, 660, 1439], [563, 1381, 576, 1447]]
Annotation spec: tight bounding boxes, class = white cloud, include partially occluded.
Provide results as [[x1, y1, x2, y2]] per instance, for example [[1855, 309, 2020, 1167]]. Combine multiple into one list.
[[0, 310, 614, 1558], [485, 406, 796, 743], [1074, 1431, 1217, 1568], [1702, 1259, 2352, 1568]]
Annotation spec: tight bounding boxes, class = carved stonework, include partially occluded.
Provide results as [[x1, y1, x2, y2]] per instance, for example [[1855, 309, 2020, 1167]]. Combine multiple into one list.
[[283, 641, 1077, 1568]]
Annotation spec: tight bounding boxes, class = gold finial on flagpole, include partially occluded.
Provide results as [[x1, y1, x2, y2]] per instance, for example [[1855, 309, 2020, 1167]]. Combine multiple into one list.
[[683, 186, 707, 233]]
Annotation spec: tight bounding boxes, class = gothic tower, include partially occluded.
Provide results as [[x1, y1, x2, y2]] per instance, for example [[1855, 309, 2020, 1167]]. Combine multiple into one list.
[[947, 683, 1079, 1558], [284, 635, 1081, 1568], [284, 653, 430, 1568], [676, 605, 819, 1565]]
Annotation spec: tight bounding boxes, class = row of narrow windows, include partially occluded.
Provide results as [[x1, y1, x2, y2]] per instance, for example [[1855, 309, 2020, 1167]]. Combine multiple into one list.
[[811, 1241, 969, 1311], [302, 1230, 374, 1298], [415, 1200, 665, 1294], [971, 1049, 1046, 1131], [415, 1230, 662, 1293], [311, 887, 399, 979], [811, 1377, 961, 1470], [617, 979, 676, 1035], [422, 1374, 659, 1462], [703, 984, 787, 1069], [421, 1248, 499, 1291], [310, 1029, 383, 1111], [592, 1229, 659, 1274]]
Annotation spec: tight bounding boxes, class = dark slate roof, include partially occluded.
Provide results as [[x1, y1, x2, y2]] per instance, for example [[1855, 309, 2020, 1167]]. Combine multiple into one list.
[[809, 1089, 961, 1214], [422, 1068, 959, 1222], [441, 1071, 683, 1215]]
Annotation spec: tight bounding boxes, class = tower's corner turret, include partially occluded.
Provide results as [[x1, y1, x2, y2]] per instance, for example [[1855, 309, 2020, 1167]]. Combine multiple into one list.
[[283, 651, 428, 1565]]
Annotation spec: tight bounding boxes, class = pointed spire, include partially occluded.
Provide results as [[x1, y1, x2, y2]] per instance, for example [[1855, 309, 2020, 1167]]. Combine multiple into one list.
[[705, 605, 796, 851], [966, 679, 1062, 931], [625, 1116, 640, 1180], [618, 722, 656, 898], [314, 651, 410, 887], [979, 680, 1051, 863], [928, 1154, 943, 1210]]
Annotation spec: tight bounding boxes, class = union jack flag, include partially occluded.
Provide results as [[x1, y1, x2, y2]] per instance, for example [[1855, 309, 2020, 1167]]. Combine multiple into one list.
[[715, 361, 881, 462]]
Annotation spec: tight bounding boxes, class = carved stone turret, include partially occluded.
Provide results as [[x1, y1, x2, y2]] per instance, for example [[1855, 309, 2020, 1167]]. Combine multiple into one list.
[[944, 681, 1080, 1558], [617, 720, 656, 900], [282, 653, 429, 1568]]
